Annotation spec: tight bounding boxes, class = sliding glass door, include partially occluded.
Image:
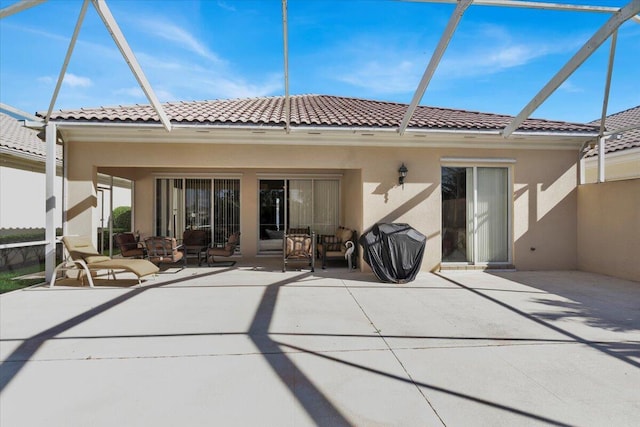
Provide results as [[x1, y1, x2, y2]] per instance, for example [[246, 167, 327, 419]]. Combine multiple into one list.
[[442, 166, 510, 264], [155, 178, 240, 247], [258, 178, 340, 253]]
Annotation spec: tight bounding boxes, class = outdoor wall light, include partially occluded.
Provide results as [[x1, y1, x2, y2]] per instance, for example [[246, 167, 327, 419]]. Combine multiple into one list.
[[398, 163, 408, 188]]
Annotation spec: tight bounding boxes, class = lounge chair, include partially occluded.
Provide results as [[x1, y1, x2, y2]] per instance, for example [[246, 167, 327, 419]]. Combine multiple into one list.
[[204, 231, 240, 266], [52, 235, 159, 287]]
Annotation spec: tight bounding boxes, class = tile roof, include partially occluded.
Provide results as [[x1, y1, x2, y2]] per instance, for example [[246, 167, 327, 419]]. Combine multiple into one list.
[[0, 112, 62, 161], [41, 94, 598, 134], [585, 105, 640, 157]]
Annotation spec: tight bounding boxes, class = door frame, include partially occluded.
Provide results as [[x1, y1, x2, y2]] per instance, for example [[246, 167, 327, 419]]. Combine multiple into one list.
[[440, 158, 514, 266]]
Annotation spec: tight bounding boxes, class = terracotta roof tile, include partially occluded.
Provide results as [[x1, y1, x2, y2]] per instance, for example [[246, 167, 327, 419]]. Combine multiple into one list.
[[41, 94, 598, 134], [585, 105, 640, 157], [0, 112, 62, 160]]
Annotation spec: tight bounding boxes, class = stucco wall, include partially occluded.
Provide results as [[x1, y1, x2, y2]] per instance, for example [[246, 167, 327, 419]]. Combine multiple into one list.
[[577, 179, 640, 282], [0, 166, 63, 229], [65, 141, 580, 271]]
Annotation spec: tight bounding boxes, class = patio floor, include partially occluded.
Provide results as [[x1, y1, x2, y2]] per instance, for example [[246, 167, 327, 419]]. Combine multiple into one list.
[[1, 261, 639, 426]]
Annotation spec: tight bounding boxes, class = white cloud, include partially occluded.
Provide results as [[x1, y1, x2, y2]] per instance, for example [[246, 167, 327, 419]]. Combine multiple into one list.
[[63, 73, 92, 88], [115, 87, 145, 99], [217, 1, 237, 12], [337, 60, 421, 94], [558, 80, 583, 93], [136, 17, 222, 64], [37, 76, 54, 85], [330, 24, 584, 95]]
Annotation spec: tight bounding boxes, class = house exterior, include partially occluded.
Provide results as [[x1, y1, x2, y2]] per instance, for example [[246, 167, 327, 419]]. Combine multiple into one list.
[[1, 109, 131, 245], [42, 94, 601, 272], [0, 110, 64, 231], [583, 105, 640, 183]]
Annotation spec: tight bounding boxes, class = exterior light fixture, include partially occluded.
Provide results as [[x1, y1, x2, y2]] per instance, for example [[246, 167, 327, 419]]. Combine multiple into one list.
[[398, 163, 408, 187]]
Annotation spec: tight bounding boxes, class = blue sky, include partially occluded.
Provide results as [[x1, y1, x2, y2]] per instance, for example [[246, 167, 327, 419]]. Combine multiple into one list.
[[1, 0, 638, 123]]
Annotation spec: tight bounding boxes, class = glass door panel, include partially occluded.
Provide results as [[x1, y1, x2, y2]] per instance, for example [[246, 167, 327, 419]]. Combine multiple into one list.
[[213, 179, 240, 247], [185, 179, 211, 231], [155, 178, 184, 238], [441, 166, 509, 264], [442, 167, 470, 262], [313, 179, 340, 235], [259, 180, 285, 252], [288, 179, 312, 230], [477, 167, 508, 262]]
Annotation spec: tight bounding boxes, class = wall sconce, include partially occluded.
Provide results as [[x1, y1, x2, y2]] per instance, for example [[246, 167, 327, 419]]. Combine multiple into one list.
[[398, 163, 408, 188]]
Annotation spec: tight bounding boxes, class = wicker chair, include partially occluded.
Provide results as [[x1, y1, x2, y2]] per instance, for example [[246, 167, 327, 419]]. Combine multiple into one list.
[[205, 232, 240, 266], [144, 237, 186, 269], [115, 232, 146, 258], [282, 231, 315, 272], [182, 229, 209, 265]]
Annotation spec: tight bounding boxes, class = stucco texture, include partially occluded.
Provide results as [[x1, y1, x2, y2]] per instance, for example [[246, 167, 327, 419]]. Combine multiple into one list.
[[578, 179, 640, 282], [65, 141, 580, 272]]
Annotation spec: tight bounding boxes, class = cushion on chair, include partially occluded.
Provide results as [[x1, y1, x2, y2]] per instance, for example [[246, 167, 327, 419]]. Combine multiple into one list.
[[337, 227, 353, 243], [85, 255, 112, 264]]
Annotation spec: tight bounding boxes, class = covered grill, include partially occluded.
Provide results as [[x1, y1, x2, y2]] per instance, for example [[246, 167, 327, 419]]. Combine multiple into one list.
[[359, 223, 426, 284]]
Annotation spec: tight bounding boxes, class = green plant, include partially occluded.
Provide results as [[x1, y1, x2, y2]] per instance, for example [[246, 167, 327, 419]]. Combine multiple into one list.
[[111, 206, 131, 230]]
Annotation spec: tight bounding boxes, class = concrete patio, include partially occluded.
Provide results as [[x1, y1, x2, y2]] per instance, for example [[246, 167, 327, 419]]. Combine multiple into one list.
[[1, 262, 638, 426]]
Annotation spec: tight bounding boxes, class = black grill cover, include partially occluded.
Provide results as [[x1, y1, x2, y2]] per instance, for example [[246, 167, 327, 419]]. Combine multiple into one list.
[[359, 223, 426, 284]]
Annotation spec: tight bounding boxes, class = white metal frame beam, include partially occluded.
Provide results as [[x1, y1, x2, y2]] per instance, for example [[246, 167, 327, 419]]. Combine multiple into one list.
[[91, 0, 172, 131], [45, 0, 89, 123], [502, 0, 640, 137], [0, 0, 47, 19], [398, 0, 472, 135], [282, 0, 290, 133], [406, 0, 640, 23]]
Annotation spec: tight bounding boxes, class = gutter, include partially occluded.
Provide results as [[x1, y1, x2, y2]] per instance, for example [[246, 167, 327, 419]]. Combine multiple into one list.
[[50, 120, 598, 139]]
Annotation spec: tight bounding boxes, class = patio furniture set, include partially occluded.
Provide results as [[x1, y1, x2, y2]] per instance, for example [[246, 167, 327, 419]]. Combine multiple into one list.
[[282, 226, 358, 272], [115, 230, 240, 268], [50, 226, 357, 288]]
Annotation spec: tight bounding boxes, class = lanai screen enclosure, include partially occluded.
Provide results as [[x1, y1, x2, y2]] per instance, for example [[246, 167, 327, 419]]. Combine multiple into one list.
[[1, 0, 638, 281]]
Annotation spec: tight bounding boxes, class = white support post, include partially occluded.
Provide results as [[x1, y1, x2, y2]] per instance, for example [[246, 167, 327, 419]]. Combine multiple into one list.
[[597, 136, 606, 183], [45, 123, 57, 284], [502, 0, 640, 137], [282, 0, 290, 133], [398, 0, 472, 135], [109, 176, 114, 257]]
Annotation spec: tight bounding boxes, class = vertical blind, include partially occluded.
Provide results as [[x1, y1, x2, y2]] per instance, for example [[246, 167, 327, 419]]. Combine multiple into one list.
[[476, 168, 508, 262], [213, 178, 240, 246], [156, 178, 240, 247]]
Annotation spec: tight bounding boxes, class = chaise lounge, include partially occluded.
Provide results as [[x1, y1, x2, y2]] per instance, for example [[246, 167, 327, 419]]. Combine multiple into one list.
[[52, 235, 159, 287]]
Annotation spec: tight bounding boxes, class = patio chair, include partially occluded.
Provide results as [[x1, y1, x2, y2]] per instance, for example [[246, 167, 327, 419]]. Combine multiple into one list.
[[204, 231, 240, 266], [282, 231, 315, 272], [182, 229, 209, 265], [115, 232, 146, 258], [318, 226, 358, 269], [145, 236, 186, 270], [51, 235, 159, 288]]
